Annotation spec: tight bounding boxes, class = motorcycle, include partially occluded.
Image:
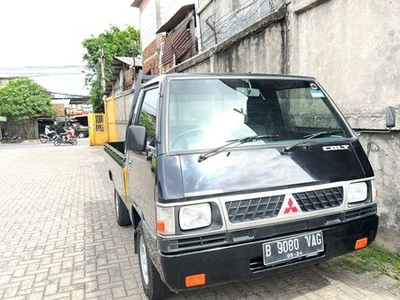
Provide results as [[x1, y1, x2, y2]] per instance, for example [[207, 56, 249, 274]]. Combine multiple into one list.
[[53, 133, 78, 146], [1, 132, 22, 143], [39, 133, 57, 143]]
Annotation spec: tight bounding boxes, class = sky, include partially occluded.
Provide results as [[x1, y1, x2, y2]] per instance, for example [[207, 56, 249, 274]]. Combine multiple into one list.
[[0, 0, 139, 95]]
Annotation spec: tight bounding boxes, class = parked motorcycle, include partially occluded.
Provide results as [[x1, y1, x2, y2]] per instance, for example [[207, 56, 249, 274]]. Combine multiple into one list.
[[0, 132, 22, 143], [39, 133, 56, 143], [53, 133, 78, 146]]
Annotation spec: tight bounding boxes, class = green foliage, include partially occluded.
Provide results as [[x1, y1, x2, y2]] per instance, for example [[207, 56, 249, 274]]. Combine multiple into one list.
[[82, 25, 141, 112], [89, 79, 105, 113], [140, 111, 155, 137], [333, 244, 400, 280], [0, 78, 55, 121]]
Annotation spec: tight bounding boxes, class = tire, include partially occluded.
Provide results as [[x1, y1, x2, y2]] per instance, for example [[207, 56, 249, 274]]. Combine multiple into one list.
[[114, 190, 131, 226], [71, 138, 78, 145], [39, 136, 48, 143], [53, 139, 60, 146], [137, 222, 171, 300], [78, 132, 85, 138]]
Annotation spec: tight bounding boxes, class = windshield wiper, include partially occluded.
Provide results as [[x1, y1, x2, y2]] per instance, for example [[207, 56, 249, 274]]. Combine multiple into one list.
[[281, 131, 341, 154], [198, 134, 278, 163]]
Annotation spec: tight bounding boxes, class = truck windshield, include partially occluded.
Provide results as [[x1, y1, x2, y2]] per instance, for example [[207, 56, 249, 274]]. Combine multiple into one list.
[[167, 77, 352, 152]]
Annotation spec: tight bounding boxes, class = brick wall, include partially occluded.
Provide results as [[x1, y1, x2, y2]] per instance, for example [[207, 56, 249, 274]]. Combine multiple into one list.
[[142, 38, 162, 75]]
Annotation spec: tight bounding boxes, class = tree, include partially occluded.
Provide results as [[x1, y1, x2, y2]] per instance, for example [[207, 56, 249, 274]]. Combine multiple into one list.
[[82, 25, 141, 112], [0, 78, 55, 138], [0, 78, 56, 137]]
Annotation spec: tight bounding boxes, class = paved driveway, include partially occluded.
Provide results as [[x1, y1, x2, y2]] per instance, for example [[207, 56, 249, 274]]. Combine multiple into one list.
[[0, 140, 399, 300]]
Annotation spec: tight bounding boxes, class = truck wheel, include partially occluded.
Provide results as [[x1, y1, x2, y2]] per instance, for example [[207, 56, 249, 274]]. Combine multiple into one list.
[[114, 190, 131, 226], [78, 132, 85, 138], [137, 222, 171, 300]]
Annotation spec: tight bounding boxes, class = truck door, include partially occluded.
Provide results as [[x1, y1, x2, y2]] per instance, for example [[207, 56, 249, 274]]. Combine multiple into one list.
[[126, 87, 159, 235]]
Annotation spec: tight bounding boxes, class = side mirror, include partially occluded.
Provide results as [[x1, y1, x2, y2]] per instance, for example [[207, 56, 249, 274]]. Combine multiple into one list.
[[385, 106, 396, 128], [126, 125, 147, 151]]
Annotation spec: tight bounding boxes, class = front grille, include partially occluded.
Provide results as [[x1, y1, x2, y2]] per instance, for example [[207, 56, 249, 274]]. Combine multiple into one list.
[[226, 195, 284, 223], [225, 187, 343, 223], [293, 187, 343, 212]]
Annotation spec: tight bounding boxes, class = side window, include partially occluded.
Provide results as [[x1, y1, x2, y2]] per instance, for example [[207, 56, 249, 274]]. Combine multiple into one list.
[[137, 88, 158, 147], [130, 89, 144, 126]]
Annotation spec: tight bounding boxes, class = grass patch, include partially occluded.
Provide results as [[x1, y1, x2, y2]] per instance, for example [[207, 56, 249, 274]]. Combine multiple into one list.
[[333, 244, 400, 280]]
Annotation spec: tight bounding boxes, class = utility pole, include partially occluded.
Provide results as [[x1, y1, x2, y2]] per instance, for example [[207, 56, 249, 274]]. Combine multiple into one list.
[[132, 44, 136, 85], [99, 48, 106, 92]]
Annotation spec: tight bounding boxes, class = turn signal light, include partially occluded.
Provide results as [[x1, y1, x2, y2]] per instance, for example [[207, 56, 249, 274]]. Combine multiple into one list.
[[156, 221, 165, 232], [354, 237, 368, 250], [185, 274, 206, 287]]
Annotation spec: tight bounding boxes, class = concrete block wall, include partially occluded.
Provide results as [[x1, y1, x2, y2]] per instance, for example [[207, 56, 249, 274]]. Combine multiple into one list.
[[288, 0, 400, 130], [359, 133, 400, 255]]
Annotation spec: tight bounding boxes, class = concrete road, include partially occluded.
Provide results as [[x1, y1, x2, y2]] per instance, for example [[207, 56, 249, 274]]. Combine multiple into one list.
[[0, 139, 399, 300]]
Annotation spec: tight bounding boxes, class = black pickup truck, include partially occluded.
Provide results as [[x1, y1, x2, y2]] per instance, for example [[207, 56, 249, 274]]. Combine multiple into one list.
[[58, 119, 89, 138], [104, 72, 395, 300]]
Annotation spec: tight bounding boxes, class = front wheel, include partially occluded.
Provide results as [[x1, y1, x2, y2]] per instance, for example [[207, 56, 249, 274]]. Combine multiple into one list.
[[39, 136, 48, 143], [137, 222, 171, 300], [71, 137, 78, 145], [114, 190, 131, 226], [53, 139, 60, 146]]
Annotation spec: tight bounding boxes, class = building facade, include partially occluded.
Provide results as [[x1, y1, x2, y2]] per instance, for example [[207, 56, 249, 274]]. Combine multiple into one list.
[[131, 0, 198, 75]]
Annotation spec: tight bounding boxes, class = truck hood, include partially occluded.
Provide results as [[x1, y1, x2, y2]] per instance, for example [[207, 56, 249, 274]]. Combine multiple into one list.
[[166, 141, 370, 198]]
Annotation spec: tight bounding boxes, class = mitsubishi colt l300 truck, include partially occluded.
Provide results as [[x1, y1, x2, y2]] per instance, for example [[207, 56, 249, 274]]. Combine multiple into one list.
[[104, 73, 395, 300]]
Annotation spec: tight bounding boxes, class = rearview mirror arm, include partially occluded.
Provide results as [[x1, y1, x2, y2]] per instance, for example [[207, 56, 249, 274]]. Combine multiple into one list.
[[357, 106, 396, 135]]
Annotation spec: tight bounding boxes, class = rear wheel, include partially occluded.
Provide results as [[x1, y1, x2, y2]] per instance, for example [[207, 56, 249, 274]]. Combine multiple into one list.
[[137, 222, 171, 300], [114, 190, 131, 226], [78, 132, 85, 138]]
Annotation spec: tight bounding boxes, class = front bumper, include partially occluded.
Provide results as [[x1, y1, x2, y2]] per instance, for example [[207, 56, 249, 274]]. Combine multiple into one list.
[[158, 214, 378, 292]]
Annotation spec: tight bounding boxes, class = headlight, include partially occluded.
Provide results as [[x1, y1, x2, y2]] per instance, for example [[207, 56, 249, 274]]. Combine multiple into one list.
[[348, 182, 368, 203], [179, 203, 211, 230]]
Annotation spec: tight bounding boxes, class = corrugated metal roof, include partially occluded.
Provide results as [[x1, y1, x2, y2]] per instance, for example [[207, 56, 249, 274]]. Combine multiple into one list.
[[156, 4, 195, 34], [130, 0, 142, 8], [114, 56, 143, 67], [162, 18, 193, 65], [104, 56, 143, 95]]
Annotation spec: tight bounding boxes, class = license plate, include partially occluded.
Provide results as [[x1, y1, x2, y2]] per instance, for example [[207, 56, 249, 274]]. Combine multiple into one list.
[[263, 231, 324, 266]]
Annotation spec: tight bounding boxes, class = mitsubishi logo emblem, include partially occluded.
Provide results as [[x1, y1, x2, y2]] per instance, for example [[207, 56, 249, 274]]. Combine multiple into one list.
[[279, 195, 302, 216], [284, 198, 298, 214]]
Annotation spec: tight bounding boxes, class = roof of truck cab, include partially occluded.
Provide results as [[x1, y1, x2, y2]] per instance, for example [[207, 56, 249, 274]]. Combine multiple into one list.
[[143, 73, 317, 87]]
